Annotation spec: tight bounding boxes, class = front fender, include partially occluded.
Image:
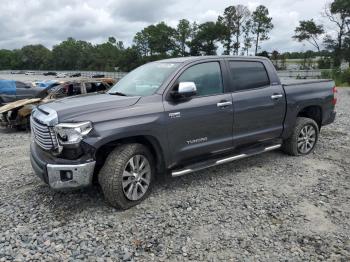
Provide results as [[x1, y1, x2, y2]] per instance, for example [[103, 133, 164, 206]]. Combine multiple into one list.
[[83, 114, 171, 168]]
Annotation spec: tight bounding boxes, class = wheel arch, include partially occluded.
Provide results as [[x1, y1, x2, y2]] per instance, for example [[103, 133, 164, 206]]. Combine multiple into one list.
[[93, 135, 166, 180], [296, 105, 322, 129]]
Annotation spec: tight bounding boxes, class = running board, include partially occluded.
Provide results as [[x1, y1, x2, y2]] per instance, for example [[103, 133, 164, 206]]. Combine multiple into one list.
[[171, 144, 281, 177]]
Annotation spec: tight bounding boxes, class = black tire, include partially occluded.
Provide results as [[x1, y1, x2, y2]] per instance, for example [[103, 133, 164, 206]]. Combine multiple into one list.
[[98, 143, 155, 209], [15, 116, 30, 131], [282, 117, 319, 156]]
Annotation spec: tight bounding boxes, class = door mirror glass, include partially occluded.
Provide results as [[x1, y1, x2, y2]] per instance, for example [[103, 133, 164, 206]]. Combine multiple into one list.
[[171, 82, 197, 99]]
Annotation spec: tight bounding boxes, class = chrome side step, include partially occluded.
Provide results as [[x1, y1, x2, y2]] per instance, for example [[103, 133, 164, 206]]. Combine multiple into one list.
[[171, 144, 281, 177]]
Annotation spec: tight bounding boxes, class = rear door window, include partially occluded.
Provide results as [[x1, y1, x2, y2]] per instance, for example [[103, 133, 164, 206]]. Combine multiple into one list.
[[228, 61, 270, 91]]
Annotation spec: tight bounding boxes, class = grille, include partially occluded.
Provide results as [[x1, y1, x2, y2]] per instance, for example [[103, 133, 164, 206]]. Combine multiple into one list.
[[31, 117, 58, 151]]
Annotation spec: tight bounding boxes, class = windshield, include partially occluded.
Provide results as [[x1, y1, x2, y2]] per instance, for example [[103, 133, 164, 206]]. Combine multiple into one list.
[[108, 62, 180, 96]]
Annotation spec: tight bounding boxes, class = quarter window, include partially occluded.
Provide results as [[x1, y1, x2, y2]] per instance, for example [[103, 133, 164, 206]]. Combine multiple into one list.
[[177, 62, 223, 96], [229, 61, 270, 91]]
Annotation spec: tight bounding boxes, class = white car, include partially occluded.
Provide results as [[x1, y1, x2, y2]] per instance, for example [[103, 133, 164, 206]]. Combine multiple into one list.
[[56, 73, 68, 78], [25, 71, 36, 75]]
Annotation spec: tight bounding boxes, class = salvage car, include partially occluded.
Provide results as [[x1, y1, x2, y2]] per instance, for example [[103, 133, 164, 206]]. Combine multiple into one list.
[[43, 71, 57, 76], [69, 72, 81, 77], [0, 80, 44, 105], [0, 79, 114, 130], [29, 56, 337, 209], [33, 80, 62, 90]]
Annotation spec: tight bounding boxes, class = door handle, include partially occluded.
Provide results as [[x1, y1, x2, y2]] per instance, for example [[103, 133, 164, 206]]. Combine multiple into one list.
[[271, 94, 283, 100], [217, 101, 232, 107]]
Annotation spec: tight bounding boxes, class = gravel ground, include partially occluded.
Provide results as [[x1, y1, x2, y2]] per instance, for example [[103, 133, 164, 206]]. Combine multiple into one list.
[[0, 88, 349, 261]]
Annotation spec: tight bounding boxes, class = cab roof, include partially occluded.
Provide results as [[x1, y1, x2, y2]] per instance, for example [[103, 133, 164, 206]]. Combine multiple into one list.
[[157, 55, 269, 63]]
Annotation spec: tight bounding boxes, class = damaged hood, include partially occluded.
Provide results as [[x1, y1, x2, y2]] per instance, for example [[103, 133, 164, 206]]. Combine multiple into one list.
[[0, 98, 41, 114], [42, 93, 141, 122]]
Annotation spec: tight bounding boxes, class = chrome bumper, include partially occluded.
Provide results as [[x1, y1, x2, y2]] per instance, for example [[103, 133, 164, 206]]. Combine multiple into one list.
[[46, 162, 96, 190]]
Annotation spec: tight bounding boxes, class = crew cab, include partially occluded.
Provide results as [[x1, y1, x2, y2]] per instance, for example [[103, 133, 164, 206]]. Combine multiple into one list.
[[29, 56, 336, 209]]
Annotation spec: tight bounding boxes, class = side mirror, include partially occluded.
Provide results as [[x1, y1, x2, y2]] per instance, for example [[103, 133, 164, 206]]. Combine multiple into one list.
[[171, 82, 197, 99]]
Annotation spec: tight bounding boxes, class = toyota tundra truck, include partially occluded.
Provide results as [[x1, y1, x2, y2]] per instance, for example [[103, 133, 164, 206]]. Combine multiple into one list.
[[30, 56, 337, 209]]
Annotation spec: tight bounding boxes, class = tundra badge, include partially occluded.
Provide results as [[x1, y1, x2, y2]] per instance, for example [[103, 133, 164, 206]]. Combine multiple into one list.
[[169, 112, 181, 118]]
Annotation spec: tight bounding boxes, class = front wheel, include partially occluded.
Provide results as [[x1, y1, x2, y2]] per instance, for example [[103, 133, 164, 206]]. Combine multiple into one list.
[[282, 117, 319, 156], [98, 143, 154, 209]]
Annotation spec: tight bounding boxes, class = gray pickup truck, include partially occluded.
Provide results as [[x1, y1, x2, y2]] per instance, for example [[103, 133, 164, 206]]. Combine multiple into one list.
[[30, 56, 336, 209]]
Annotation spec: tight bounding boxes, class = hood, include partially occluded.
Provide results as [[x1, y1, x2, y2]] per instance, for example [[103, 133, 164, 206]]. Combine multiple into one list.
[[41, 93, 141, 122]]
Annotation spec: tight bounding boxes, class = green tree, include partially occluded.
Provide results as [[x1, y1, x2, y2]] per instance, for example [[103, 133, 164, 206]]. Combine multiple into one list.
[[18, 45, 51, 69], [256, 50, 270, 58], [271, 50, 279, 67], [242, 19, 253, 55], [324, 0, 350, 66], [134, 22, 176, 56], [108, 36, 116, 44], [51, 38, 94, 70], [0, 49, 20, 69], [188, 22, 224, 55], [92, 38, 124, 71], [118, 47, 142, 71], [293, 19, 324, 51], [218, 5, 251, 55], [134, 31, 150, 56], [251, 5, 273, 55], [176, 19, 192, 56]]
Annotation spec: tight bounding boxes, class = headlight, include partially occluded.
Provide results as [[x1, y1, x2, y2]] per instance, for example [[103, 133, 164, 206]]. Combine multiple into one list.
[[54, 121, 93, 145]]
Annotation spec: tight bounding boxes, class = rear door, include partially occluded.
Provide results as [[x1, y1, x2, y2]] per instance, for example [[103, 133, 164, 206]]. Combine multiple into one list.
[[163, 61, 234, 166], [227, 60, 286, 146]]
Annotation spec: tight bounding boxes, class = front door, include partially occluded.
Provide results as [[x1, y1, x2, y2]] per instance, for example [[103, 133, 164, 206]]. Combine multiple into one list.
[[163, 61, 234, 166]]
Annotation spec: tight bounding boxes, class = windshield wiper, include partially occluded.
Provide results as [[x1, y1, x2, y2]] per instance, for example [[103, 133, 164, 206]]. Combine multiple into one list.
[[109, 91, 127, 96]]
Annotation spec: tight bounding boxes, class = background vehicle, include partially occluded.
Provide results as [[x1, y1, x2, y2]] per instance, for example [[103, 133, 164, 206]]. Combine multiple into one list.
[[0, 80, 42, 105], [92, 74, 105, 78], [56, 73, 68, 78], [70, 73, 81, 77], [43, 71, 57, 76], [33, 80, 61, 90], [29, 56, 336, 209], [0, 79, 113, 130], [25, 71, 35, 75]]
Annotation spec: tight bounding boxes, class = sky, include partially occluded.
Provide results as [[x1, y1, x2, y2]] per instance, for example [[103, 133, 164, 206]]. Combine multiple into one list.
[[0, 0, 335, 53]]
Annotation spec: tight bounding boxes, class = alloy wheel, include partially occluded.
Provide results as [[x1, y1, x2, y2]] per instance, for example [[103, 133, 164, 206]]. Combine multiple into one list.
[[297, 124, 317, 154], [122, 155, 151, 201]]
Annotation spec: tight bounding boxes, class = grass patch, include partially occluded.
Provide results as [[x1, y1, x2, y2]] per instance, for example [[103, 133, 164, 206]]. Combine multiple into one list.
[[321, 69, 350, 86]]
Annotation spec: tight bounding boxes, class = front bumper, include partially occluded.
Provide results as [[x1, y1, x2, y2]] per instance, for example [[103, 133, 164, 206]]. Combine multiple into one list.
[[30, 142, 95, 190]]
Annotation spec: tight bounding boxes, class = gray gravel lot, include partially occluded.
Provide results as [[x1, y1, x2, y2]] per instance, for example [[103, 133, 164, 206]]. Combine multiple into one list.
[[0, 88, 349, 261]]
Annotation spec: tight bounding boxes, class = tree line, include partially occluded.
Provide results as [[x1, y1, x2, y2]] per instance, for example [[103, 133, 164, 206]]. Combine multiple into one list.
[[0, 4, 273, 72], [0, 0, 348, 72]]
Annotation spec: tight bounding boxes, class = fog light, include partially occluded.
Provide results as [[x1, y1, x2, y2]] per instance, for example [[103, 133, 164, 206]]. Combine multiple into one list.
[[60, 170, 73, 182]]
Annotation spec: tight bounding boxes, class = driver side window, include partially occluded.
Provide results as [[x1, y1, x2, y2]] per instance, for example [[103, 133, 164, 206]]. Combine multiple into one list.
[[177, 62, 223, 96]]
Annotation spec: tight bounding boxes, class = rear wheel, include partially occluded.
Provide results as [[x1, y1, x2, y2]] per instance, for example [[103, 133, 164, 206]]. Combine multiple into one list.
[[98, 143, 154, 209], [282, 117, 319, 156]]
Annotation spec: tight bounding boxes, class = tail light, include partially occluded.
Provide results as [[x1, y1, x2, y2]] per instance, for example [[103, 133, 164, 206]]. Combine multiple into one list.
[[332, 86, 337, 105]]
